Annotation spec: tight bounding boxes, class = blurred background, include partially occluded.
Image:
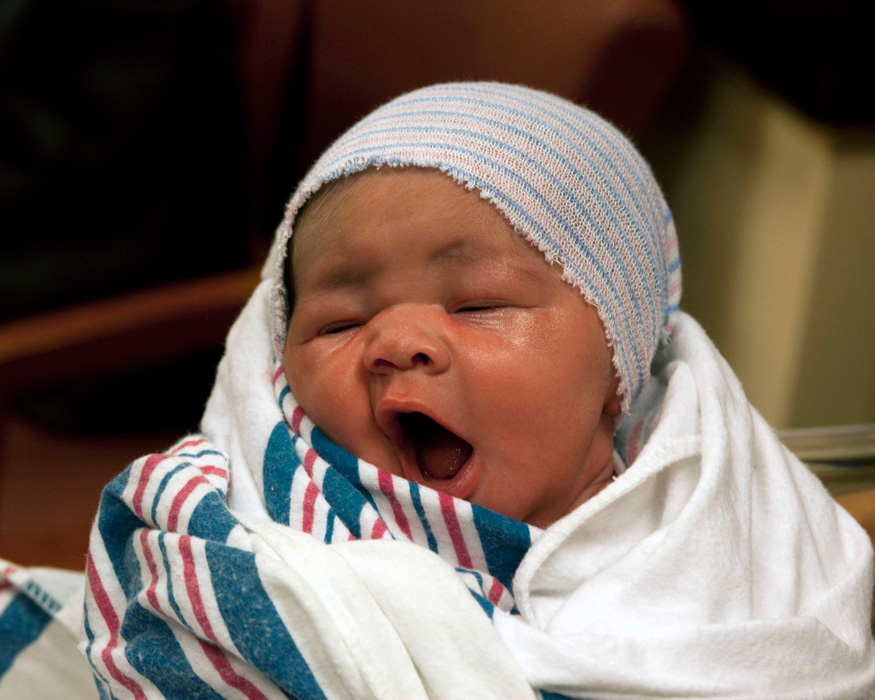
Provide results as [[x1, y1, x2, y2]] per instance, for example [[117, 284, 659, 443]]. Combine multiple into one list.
[[1, 0, 873, 567]]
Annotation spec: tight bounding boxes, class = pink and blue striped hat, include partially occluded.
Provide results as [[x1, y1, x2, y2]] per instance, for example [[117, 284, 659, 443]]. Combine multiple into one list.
[[270, 82, 681, 412]]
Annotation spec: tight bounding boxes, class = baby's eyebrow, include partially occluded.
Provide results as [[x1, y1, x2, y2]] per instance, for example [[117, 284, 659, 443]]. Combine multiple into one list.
[[313, 267, 374, 291], [430, 240, 549, 284], [310, 241, 485, 290]]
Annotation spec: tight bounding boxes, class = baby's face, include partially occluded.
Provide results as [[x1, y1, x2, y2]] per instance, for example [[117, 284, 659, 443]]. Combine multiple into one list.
[[284, 169, 620, 527]]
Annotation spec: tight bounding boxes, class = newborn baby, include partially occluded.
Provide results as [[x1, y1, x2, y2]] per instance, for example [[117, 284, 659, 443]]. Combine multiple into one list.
[[271, 80, 681, 531], [76, 82, 873, 700]]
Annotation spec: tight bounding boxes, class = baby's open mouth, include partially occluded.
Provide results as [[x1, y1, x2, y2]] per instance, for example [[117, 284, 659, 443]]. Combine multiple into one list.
[[398, 412, 473, 480]]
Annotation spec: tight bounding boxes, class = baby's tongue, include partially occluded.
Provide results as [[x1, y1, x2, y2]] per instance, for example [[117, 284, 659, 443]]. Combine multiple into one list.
[[403, 413, 472, 480]]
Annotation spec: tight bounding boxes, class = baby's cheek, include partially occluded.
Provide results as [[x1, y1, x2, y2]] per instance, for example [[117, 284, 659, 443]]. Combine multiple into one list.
[[285, 356, 356, 434], [283, 344, 322, 411]]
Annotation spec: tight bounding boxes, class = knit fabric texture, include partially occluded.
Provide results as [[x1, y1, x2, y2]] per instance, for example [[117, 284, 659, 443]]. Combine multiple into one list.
[[270, 81, 681, 411]]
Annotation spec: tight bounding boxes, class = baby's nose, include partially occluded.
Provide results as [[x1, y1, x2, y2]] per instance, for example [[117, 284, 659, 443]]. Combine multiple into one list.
[[362, 305, 450, 375]]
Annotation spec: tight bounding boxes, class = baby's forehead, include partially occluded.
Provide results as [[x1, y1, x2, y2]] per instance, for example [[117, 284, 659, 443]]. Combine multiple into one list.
[[290, 168, 512, 268], [296, 168, 494, 231]]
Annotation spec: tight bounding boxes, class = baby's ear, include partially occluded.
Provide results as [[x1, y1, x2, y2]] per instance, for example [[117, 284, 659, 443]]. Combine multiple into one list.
[[604, 374, 622, 417]]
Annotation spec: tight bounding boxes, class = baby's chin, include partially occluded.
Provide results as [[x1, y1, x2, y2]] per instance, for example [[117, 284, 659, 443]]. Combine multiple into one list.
[[507, 453, 619, 528]]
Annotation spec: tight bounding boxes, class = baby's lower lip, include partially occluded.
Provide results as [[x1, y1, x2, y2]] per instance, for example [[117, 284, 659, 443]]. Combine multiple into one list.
[[408, 451, 479, 501]]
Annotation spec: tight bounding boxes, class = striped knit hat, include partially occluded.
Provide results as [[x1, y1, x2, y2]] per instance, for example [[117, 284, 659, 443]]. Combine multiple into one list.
[[270, 82, 681, 413]]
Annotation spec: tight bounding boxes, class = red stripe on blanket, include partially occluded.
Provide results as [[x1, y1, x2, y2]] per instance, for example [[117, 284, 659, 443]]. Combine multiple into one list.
[[168, 476, 208, 532], [487, 577, 504, 606], [139, 530, 165, 617], [133, 454, 168, 521], [302, 482, 318, 533], [197, 638, 271, 700], [171, 437, 209, 455], [377, 470, 413, 540], [199, 465, 228, 479], [303, 449, 317, 478], [439, 492, 473, 568], [86, 552, 149, 700], [179, 536, 219, 644], [292, 406, 305, 434], [370, 519, 388, 539], [273, 365, 285, 383]]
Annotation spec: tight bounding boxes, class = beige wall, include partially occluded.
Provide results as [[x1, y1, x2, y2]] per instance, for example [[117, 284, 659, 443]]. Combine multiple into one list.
[[643, 55, 875, 429]]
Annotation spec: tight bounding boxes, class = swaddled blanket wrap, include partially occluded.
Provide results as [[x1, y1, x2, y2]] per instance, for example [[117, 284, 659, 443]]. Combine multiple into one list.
[[78, 278, 875, 699]]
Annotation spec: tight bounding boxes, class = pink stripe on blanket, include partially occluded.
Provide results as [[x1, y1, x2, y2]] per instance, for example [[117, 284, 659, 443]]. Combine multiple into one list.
[[199, 465, 228, 479], [303, 449, 317, 478], [86, 552, 149, 700], [139, 530, 165, 617], [302, 482, 318, 533], [171, 437, 209, 455], [370, 519, 388, 539], [273, 365, 285, 383], [292, 407, 305, 435], [133, 454, 168, 521], [487, 577, 504, 606], [439, 492, 473, 568], [197, 638, 272, 700], [377, 470, 413, 540], [168, 476, 208, 532], [179, 536, 218, 644]]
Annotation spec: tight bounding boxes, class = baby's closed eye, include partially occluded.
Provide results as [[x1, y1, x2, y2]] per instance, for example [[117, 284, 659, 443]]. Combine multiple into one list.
[[318, 320, 362, 336]]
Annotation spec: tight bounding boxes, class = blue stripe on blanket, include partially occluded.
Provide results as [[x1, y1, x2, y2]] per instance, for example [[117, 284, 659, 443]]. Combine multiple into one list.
[[187, 449, 226, 459], [120, 603, 228, 699], [81, 613, 111, 700], [152, 461, 189, 525], [264, 422, 298, 525], [325, 510, 336, 541], [312, 428, 378, 504], [97, 469, 144, 601], [158, 533, 187, 626], [278, 386, 291, 406], [409, 483, 439, 552], [187, 491, 241, 544], [310, 426, 358, 479], [0, 592, 53, 677], [206, 543, 325, 699], [310, 427, 378, 540], [459, 569, 496, 618], [472, 506, 532, 592], [319, 468, 367, 540]]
